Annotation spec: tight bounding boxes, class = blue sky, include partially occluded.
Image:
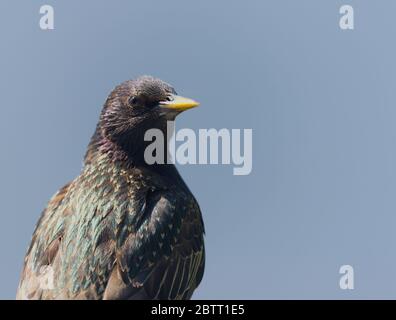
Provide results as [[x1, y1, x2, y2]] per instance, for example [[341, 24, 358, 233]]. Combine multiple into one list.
[[1, 0, 396, 299]]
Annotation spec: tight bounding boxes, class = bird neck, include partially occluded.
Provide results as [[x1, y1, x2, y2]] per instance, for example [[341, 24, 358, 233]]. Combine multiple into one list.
[[84, 124, 182, 181]]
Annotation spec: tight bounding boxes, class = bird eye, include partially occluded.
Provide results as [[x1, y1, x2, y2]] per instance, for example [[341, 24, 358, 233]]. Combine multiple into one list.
[[128, 96, 139, 106]]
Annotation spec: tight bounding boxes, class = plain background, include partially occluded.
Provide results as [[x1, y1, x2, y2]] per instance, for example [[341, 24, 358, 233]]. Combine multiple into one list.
[[1, 0, 396, 299]]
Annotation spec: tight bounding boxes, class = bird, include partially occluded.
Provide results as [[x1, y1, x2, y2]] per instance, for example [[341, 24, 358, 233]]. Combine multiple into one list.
[[16, 76, 205, 300]]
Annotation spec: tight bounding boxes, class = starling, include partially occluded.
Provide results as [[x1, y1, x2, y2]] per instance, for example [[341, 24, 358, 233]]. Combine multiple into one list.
[[16, 76, 205, 300]]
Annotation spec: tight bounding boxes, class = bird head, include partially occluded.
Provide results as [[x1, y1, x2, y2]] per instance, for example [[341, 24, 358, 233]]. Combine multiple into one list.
[[95, 76, 199, 161]]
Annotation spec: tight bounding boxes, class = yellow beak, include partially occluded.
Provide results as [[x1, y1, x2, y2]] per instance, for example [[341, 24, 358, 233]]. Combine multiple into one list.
[[159, 94, 200, 112]]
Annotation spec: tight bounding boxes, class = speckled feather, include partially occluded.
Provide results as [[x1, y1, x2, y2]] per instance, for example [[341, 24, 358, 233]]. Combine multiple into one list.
[[16, 76, 205, 300]]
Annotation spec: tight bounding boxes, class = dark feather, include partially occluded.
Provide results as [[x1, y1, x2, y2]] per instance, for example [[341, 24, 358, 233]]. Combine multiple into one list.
[[17, 76, 205, 300]]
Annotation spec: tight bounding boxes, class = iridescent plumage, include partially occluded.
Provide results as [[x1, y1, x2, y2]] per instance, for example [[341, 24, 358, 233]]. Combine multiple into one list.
[[17, 76, 205, 299]]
